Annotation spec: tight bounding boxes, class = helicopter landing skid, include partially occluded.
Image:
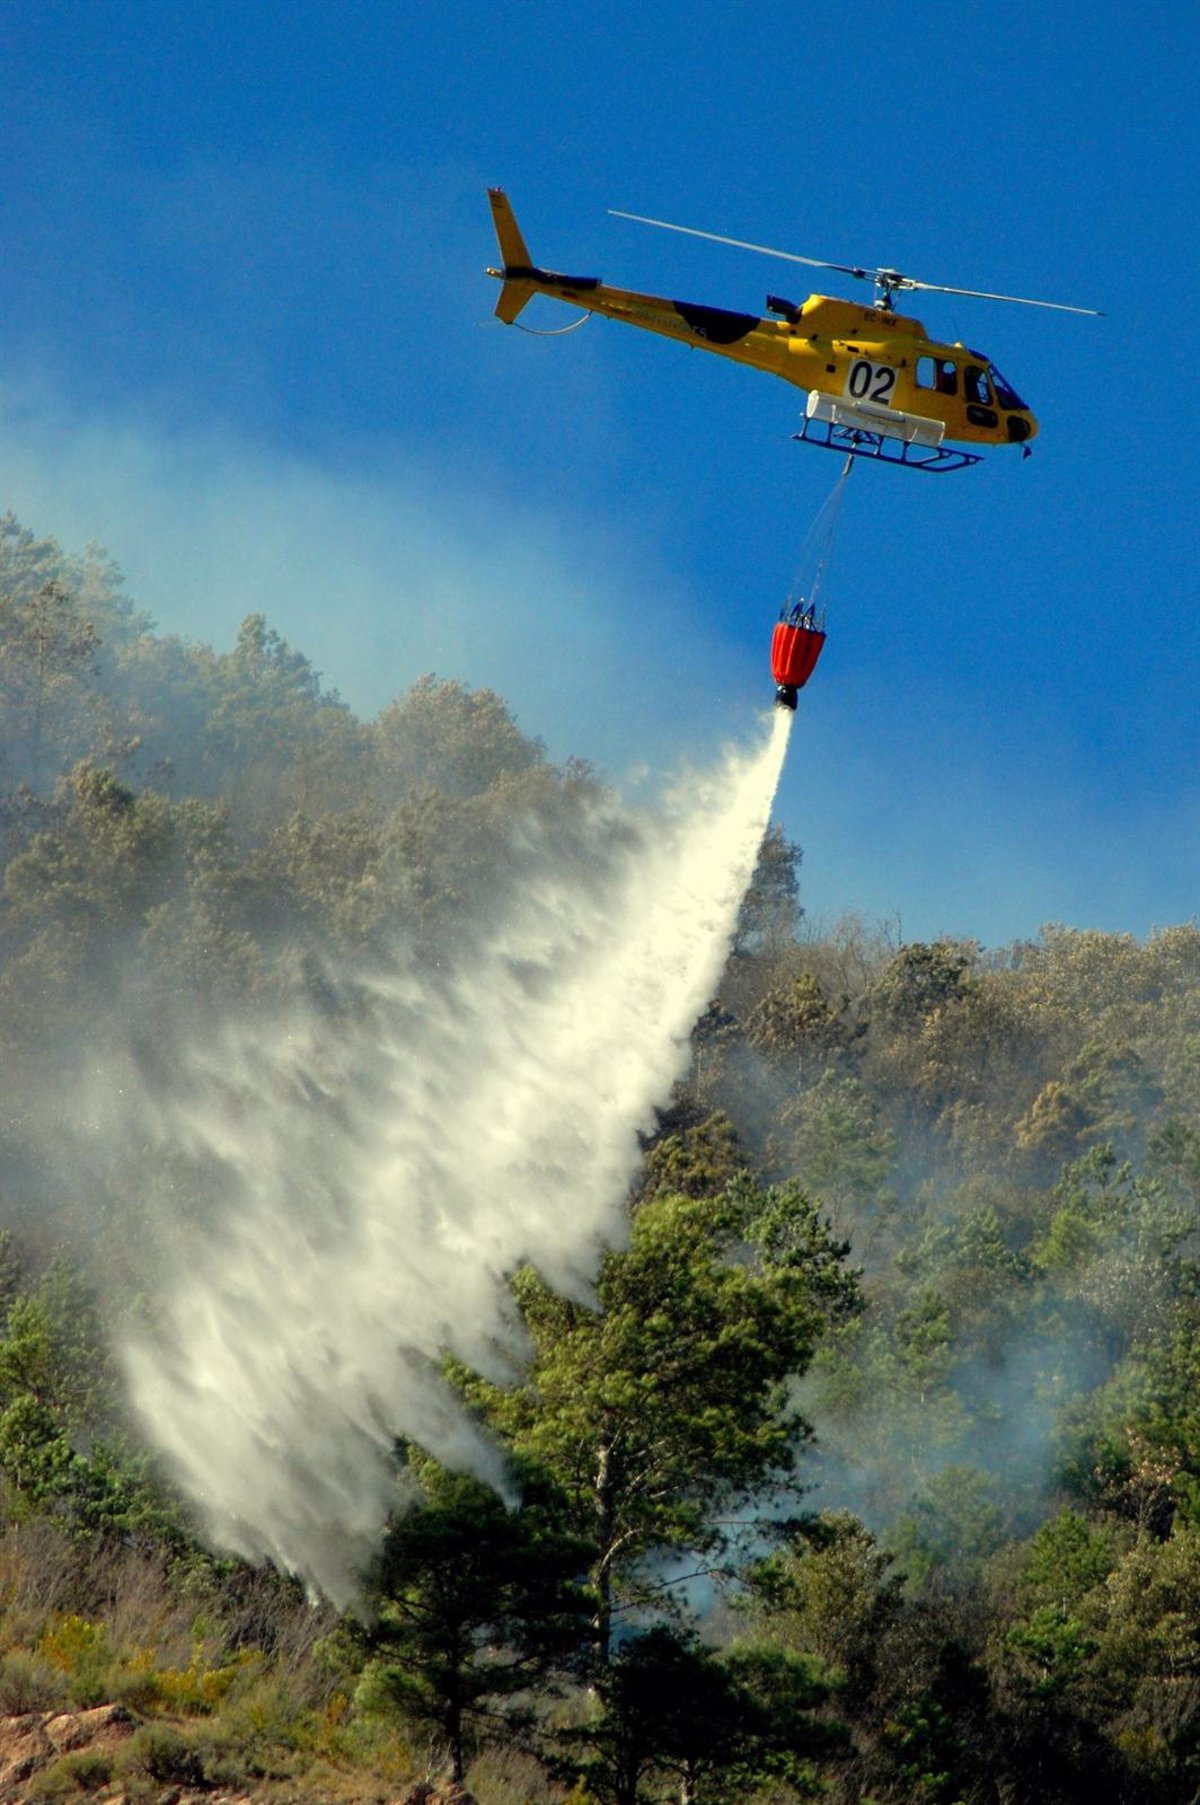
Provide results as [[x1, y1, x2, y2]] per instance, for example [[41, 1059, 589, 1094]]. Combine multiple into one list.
[[792, 417, 983, 474]]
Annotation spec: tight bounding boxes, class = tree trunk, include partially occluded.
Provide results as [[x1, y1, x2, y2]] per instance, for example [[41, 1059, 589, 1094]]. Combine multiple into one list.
[[446, 1698, 465, 1784], [593, 1437, 615, 1665]]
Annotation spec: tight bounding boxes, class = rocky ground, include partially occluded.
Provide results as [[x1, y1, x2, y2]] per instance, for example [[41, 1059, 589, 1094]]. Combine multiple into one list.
[[0, 1706, 477, 1805]]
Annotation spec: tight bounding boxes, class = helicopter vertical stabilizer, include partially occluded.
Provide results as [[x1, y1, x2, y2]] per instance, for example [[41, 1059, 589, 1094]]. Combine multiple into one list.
[[488, 188, 537, 323]]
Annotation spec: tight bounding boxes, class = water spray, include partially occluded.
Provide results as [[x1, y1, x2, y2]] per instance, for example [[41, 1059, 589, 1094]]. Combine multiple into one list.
[[115, 716, 792, 1603]]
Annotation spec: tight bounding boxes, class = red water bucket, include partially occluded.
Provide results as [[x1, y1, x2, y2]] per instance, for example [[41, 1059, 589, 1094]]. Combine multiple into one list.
[[771, 621, 826, 690]]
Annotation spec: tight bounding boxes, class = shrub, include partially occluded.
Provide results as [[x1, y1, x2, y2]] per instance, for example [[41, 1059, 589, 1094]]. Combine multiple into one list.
[[36, 1616, 114, 1707], [113, 1721, 204, 1786], [0, 1648, 69, 1713], [467, 1745, 569, 1805], [27, 1749, 112, 1800]]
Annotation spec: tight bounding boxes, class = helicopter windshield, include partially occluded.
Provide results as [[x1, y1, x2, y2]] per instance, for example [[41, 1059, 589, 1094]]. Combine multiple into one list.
[[969, 350, 1027, 412]]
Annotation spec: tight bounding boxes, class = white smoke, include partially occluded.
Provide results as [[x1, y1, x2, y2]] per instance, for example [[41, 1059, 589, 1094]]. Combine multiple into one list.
[[115, 710, 792, 1602]]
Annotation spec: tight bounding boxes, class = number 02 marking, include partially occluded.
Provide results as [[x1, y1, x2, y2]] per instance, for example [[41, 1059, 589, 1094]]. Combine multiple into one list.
[[846, 359, 897, 406]]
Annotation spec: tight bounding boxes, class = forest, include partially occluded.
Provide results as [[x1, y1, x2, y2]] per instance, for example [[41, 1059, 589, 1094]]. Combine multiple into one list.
[[2, 508, 1200, 1804]]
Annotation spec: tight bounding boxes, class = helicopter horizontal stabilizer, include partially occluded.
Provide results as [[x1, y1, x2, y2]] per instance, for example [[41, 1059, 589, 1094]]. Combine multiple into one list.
[[493, 276, 537, 323]]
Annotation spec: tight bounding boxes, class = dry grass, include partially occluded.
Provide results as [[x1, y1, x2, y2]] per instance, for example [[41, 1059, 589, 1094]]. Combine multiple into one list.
[[0, 1523, 427, 1800], [467, 1744, 570, 1805]]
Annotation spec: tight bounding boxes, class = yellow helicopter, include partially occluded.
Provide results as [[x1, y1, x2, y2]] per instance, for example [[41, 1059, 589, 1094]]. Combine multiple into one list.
[[486, 190, 1100, 474]]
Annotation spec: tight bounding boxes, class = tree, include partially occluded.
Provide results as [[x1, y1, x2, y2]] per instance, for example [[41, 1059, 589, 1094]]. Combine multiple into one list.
[[1017, 1042, 1163, 1175], [0, 1243, 181, 1544], [565, 1626, 832, 1805], [0, 579, 102, 791], [357, 1459, 589, 1782], [1065, 1305, 1200, 1534], [1031, 1144, 1188, 1351], [1086, 1525, 1200, 1794], [374, 675, 545, 803], [888, 1465, 1006, 1593], [743, 971, 846, 1065], [189, 613, 365, 823], [742, 1511, 903, 1703], [634, 1110, 745, 1206], [730, 825, 802, 959], [453, 1175, 858, 1662], [771, 1071, 896, 1239], [864, 940, 977, 1037]]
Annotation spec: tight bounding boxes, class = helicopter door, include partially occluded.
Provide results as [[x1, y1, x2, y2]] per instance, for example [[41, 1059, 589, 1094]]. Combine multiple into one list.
[[963, 364, 998, 428], [914, 356, 958, 424], [915, 356, 958, 397]]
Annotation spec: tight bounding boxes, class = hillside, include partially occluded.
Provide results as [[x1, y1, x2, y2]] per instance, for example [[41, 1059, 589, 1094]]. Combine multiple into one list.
[[2, 514, 1200, 1804]]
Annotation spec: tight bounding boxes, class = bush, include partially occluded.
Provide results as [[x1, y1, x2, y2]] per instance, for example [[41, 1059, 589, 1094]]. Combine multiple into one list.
[[36, 1616, 114, 1708], [113, 1720, 205, 1786], [0, 1648, 69, 1714], [167, 1678, 318, 1789], [467, 1746, 569, 1805], [27, 1750, 112, 1800]]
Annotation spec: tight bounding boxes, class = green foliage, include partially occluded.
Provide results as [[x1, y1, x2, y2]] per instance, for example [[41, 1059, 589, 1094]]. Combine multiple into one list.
[[1015, 1508, 1122, 1610], [375, 674, 545, 801], [113, 1722, 204, 1786], [636, 1110, 745, 1203], [0, 1255, 106, 1520], [1018, 1041, 1163, 1172], [771, 1071, 896, 1226], [731, 824, 803, 958], [563, 1626, 830, 1805], [37, 1615, 115, 1708], [7, 511, 1200, 1798], [453, 1175, 857, 1659], [887, 1465, 1006, 1591], [27, 1749, 114, 1801], [359, 1458, 589, 1781], [865, 939, 977, 1035], [0, 1648, 70, 1712], [743, 1512, 903, 1698], [0, 1243, 180, 1544]]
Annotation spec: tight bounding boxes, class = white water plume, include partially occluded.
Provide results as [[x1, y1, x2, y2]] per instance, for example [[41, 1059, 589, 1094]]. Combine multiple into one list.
[[118, 711, 792, 1603]]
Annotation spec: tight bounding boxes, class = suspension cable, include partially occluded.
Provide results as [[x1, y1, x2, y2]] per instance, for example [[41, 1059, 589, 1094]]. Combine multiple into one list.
[[783, 454, 854, 624]]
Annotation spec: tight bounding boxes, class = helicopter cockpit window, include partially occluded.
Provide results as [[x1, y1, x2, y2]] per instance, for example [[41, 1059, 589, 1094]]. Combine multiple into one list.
[[964, 365, 993, 406], [916, 356, 958, 395], [987, 362, 1027, 411]]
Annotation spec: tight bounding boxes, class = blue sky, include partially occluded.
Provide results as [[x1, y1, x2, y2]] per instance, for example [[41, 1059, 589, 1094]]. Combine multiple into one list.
[[1, 0, 1196, 945]]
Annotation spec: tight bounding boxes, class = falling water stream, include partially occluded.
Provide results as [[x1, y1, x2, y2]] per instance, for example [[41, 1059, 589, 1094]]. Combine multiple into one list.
[[119, 710, 793, 1601]]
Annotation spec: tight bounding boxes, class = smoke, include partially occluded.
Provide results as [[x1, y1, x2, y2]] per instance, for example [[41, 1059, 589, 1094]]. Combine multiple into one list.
[[107, 709, 791, 1603], [0, 377, 756, 782]]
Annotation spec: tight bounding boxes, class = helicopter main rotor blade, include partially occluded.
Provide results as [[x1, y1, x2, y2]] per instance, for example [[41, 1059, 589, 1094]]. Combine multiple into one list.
[[898, 276, 1104, 316], [611, 209, 1104, 317], [609, 210, 867, 280]]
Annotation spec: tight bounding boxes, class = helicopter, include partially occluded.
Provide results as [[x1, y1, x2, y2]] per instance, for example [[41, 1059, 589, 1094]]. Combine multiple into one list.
[[486, 190, 1100, 474]]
